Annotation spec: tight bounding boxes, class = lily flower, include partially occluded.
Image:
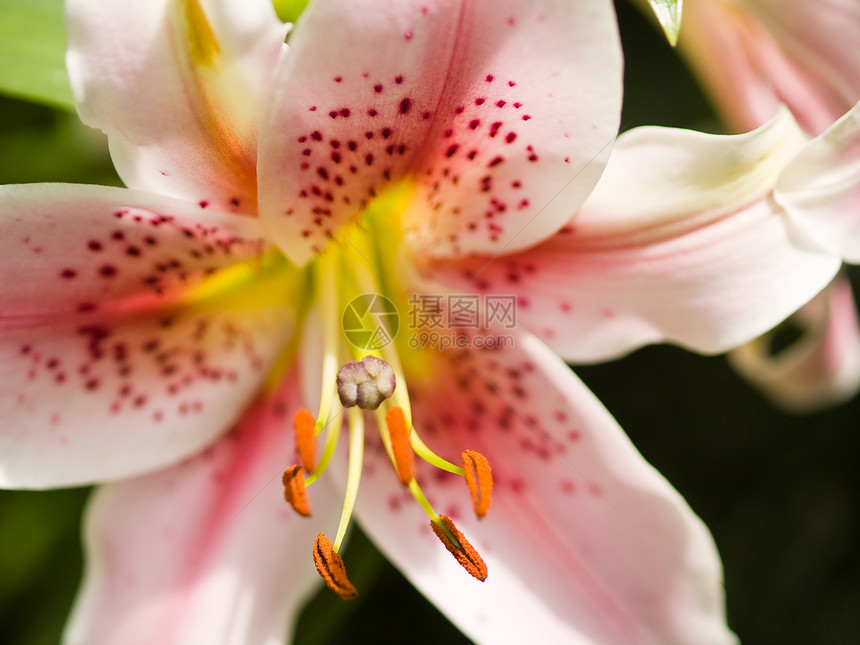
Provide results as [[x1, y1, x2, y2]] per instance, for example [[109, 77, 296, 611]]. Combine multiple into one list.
[[0, 0, 852, 643], [679, 0, 860, 411]]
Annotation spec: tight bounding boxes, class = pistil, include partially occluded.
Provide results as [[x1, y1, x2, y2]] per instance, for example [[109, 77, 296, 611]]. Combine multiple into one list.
[[280, 199, 496, 597]]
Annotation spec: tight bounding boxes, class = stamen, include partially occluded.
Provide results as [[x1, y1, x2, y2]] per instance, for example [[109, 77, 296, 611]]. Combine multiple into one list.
[[304, 406, 343, 486], [386, 406, 415, 485], [313, 533, 357, 599], [282, 465, 311, 517], [336, 355, 396, 410], [462, 450, 493, 518], [333, 407, 365, 551], [293, 409, 317, 473], [430, 515, 488, 581]]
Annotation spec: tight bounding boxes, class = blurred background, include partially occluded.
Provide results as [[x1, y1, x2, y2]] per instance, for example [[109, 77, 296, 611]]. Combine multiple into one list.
[[1, 1, 859, 643]]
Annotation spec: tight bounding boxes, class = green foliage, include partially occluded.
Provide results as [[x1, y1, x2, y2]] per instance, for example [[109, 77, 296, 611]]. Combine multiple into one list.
[[0, 0, 74, 110], [273, 0, 311, 23]]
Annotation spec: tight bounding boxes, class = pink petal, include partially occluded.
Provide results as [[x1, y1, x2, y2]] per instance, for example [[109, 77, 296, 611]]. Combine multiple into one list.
[[776, 102, 860, 261], [0, 300, 295, 488], [420, 111, 840, 361], [0, 184, 297, 487], [351, 334, 735, 644], [730, 276, 860, 412], [0, 183, 269, 318], [681, 0, 860, 134], [258, 0, 622, 265], [66, 0, 288, 210], [64, 369, 339, 645]]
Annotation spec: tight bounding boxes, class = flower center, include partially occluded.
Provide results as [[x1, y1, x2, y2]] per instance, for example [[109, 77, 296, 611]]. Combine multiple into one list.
[[279, 185, 494, 597]]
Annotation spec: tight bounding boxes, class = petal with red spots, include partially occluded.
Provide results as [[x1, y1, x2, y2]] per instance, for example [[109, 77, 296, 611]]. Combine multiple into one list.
[[350, 334, 736, 644], [421, 111, 840, 362], [0, 184, 269, 319], [259, 0, 622, 265], [0, 299, 295, 487], [65, 369, 340, 645]]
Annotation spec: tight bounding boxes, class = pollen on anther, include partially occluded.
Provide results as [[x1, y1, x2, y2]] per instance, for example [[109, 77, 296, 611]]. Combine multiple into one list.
[[282, 465, 312, 517], [293, 408, 317, 473], [386, 406, 415, 485], [462, 450, 493, 518], [431, 516, 488, 581], [313, 533, 357, 599]]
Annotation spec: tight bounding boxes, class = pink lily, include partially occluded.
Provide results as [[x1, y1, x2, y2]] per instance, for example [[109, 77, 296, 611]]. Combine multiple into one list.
[[679, 0, 860, 411], [0, 0, 852, 643]]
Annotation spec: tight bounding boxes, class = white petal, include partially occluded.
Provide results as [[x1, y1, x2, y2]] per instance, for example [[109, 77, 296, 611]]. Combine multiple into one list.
[[258, 0, 622, 264], [64, 371, 340, 645], [0, 183, 269, 318], [66, 0, 287, 210], [419, 111, 840, 361], [776, 102, 860, 261], [350, 334, 736, 644]]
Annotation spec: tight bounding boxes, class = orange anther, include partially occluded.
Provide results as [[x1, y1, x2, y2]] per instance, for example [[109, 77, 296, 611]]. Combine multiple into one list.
[[313, 533, 357, 599], [282, 465, 312, 517], [385, 406, 414, 485], [430, 515, 488, 582], [462, 450, 493, 518], [293, 408, 317, 473]]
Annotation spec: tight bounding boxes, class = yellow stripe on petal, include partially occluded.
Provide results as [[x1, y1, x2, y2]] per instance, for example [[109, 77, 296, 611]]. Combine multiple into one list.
[[168, 0, 259, 206], [180, 0, 221, 67]]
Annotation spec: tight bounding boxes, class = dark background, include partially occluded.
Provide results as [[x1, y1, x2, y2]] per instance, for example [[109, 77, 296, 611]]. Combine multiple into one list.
[[1, 2, 858, 643]]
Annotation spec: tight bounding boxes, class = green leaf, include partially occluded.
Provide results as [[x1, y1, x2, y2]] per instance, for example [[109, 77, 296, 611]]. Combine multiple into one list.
[[273, 0, 311, 23], [0, 0, 74, 110], [646, 0, 683, 46]]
